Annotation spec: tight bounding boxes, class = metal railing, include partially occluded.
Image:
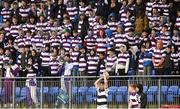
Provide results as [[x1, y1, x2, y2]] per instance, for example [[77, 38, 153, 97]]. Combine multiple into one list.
[[0, 75, 180, 108]]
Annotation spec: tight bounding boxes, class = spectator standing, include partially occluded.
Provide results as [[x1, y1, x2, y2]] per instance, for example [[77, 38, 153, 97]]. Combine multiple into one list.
[[84, 30, 96, 51], [10, 2, 20, 21], [40, 44, 51, 77], [1, 1, 11, 22], [55, 0, 67, 25], [96, 29, 107, 54], [114, 25, 127, 52], [60, 54, 73, 93], [105, 49, 116, 76], [97, 52, 106, 76], [152, 40, 166, 75], [170, 44, 179, 75], [25, 57, 39, 107], [164, 45, 172, 75], [108, 0, 121, 20], [87, 49, 98, 76], [115, 44, 129, 76], [10, 16, 20, 38], [172, 27, 180, 52]]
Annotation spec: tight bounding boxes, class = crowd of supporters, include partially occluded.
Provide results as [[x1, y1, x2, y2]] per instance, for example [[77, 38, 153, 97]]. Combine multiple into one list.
[[0, 0, 180, 79]]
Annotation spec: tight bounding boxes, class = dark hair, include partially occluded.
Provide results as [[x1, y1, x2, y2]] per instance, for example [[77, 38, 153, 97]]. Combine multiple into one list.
[[137, 84, 143, 93], [100, 80, 104, 84], [65, 54, 70, 58]]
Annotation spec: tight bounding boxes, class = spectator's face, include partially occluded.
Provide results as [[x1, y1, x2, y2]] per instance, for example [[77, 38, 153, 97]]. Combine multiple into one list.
[[58, 0, 63, 4], [117, 26, 123, 33], [177, 11, 180, 16], [152, 8, 158, 16], [145, 42, 150, 48], [31, 3, 36, 10], [156, 41, 163, 49], [21, 1, 26, 7], [80, 15, 85, 20], [151, 30, 156, 36], [28, 58, 33, 65], [171, 46, 175, 52], [141, 47, 145, 52], [128, 0, 134, 4], [40, 3, 45, 9], [25, 47, 30, 52], [122, 0, 127, 6], [45, 47, 49, 51], [79, 2, 85, 7], [30, 18, 35, 23], [32, 50, 36, 56], [50, 19, 54, 24], [13, 3, 18, 9], [0, 49, 4, 54], [162, 0, 167, 4], [166, 47, 171, 53], [67, 2, 73, 7], [18, 30, 23, 36], [173, 30, 179, 36], [73, 32, 78, 37], [99, 19, 103, 24], [40, 16, 44, 22], [51, 31, 57, 36], [4, 2, 9, 8], [99, 30, 104, 37], [128, 86, 136, 93], [65, 32, 70, 36], [47, 0, 52, 5], [0, 34, 4, 41], [111, 0, 116, 3], [161, 27, 167, 33], [141, 32, 147, 37], [128, 31, 133, 36], [12, 18, 17, 24], [5, 50, 10, 55], [99, 54, 104, 59], [20, 48, 25, 53], [109, 51, 113, 56], [136, 0, 142, 5], [5, 21, 10, 27], [64, 56, 70, 62]]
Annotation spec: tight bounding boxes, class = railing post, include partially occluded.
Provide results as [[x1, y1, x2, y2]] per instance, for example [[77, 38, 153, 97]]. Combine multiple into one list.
[[12, 79, 15, 109], [68, 79, 72, 109], [158, 78, 161, 108], [40, 80, 43, 109], [127, 79, 130, 108]]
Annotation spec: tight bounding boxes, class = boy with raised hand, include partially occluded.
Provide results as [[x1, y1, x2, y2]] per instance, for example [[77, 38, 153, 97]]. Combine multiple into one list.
[[94, 73, 109, 109]]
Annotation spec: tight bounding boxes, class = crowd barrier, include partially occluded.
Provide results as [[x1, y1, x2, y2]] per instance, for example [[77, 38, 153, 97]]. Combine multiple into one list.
[[0, 75, 180, 108]]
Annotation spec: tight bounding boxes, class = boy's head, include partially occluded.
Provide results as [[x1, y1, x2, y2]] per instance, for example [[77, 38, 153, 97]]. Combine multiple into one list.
[[99, 52, 105, 59], [156, 40, 163, 49], [129, 84, 137, 93], [161, 25, 168, 33], [136, 84, 143, 93], [165, 45, 171, 53], [0, 48, 4, 54], [64, 54, 70, 62], [99, 80, 105, 90], [140, 45, 146, 52]]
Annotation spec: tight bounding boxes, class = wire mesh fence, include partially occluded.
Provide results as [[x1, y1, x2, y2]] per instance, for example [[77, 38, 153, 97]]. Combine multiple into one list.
[[0, 76, 180, 108]]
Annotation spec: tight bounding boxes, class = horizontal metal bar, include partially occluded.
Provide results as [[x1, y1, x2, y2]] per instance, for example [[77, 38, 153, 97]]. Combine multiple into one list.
[[0, 75, 179, 79]]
